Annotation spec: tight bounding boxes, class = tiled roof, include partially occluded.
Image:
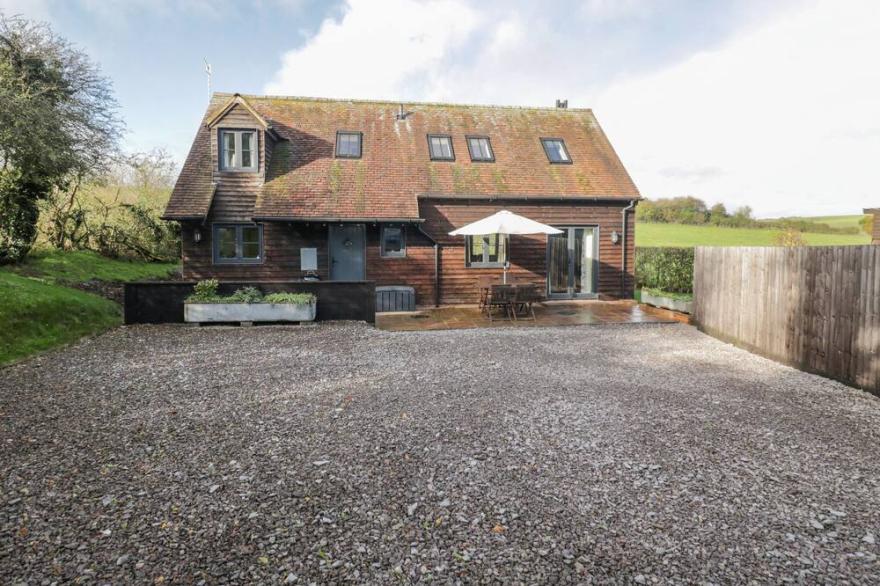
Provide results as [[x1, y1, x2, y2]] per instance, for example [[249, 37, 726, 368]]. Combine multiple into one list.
[[162, 122, 217, 220], [166, 93, 640, 221]]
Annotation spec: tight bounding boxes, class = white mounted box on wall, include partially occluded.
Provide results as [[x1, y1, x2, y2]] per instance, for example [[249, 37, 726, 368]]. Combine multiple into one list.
[[300, 248, 317, 272]]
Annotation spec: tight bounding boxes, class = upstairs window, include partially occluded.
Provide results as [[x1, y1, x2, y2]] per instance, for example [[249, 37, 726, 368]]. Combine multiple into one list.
[[380, 225, 406, 258], [467, 136, 494, 162], [466, 234, 507, 267], [213, 224, 263, 264], [427, 134, 455, 161], [336, 131, 363, 158], [219, 130, 258, 171], [541, 138, 571, 164]]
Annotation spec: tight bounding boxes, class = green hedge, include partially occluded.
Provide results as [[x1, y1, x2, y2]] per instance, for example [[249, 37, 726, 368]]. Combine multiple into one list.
[[635, 247, 694, 294]]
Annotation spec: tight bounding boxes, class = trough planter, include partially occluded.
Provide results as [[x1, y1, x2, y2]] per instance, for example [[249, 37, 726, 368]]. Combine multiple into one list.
[[640, 291, 693, 314], [185, 301, 317, 323]]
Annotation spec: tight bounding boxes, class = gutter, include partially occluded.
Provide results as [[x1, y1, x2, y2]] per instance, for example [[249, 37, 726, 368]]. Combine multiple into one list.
[[418, 193, 643, 203], [621, 200, 636, 298], [252, 216, 425, 224], [416, 224, 441, 307]]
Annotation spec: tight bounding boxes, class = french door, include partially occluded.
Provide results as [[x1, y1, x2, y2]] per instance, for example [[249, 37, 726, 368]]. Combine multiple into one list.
[[547, 226, 598, 298]]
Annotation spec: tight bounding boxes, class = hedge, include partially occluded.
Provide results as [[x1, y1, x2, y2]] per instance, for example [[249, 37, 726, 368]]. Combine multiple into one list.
[[635, 247, 694, 294]]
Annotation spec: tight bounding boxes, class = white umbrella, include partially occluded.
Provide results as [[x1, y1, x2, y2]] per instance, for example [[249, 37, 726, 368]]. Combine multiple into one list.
[[449, 210, 562, 283]]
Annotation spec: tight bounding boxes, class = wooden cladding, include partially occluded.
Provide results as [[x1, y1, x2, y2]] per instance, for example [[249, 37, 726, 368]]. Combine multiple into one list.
[[420, 199, 634, 304], [693, 246, 880, 395], [180, 199, 635, 307]]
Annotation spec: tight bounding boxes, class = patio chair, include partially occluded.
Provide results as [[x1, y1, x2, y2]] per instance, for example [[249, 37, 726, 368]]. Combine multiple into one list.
[[486, 284, 516, 322], [477, 276, 497, 312], [511, 283, 541, 321]]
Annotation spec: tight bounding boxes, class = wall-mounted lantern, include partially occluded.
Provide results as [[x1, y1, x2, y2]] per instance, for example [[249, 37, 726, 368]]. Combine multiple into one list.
[[610, 230, 620, 244], [193, 227, 202, 243]]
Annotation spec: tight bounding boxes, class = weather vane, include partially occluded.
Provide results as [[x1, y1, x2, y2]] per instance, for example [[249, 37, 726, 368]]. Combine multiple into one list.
[[204, 58, 212, 100]]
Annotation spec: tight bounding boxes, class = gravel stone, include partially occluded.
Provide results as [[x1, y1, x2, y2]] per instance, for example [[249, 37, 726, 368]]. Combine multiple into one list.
[[1, 322, 879, 584]]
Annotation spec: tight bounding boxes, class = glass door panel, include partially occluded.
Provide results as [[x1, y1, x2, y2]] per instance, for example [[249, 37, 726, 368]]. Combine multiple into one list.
[[548, 232, 569, 295], [547, 226, 597, 298]]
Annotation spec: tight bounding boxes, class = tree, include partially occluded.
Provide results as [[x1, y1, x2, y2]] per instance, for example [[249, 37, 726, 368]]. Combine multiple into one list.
[[708, 203, 727, 225], [775, 227, 806, 247], [860, 213, 874, 236], [0, 15, 122, 263]]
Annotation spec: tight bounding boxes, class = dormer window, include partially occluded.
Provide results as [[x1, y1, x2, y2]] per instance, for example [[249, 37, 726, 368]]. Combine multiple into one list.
[[541, 138, 571, 164], [427, 134, 455, 161], [336, 131, 362, 158], [467, 136, 494, 162], [219, 130, 258, 171]]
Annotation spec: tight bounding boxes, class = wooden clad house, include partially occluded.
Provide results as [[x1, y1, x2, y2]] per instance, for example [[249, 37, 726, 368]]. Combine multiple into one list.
[[163, 93, 641, 306], [865, 209, 880, 244]]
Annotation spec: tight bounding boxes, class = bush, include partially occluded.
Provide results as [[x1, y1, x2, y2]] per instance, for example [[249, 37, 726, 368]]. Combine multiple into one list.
[[635, 247, 694, 294], [264, 292, 316, 305], [226, 286, 263, 304], [187, 279, 220, 303]]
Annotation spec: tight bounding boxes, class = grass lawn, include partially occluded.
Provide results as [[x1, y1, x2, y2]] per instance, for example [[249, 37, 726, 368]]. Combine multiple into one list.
[[636, 222, 871, 247], [0, 249, 179, 366]]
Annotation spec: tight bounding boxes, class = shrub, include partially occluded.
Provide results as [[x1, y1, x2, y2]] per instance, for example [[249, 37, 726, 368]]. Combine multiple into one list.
[[187, 279, 220, 303], [226, 286, 263, 304], [263, 292, 316, 305], [635, 247, 694, 294]]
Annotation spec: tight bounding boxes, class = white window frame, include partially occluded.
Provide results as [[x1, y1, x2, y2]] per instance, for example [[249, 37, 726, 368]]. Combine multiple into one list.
[[219, 129, 258, 171]]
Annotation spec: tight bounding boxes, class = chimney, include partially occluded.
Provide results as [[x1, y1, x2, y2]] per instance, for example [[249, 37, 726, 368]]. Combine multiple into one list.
[[555, 99, 568, 109]]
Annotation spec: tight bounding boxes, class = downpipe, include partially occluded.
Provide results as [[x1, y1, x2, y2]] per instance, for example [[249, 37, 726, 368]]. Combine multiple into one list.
[[621, 200, 636, 298], [416, 224, 441, 307]]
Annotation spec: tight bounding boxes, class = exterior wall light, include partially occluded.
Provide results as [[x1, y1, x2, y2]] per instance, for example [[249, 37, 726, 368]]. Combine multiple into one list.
[[611, 230, 620, 244], [193, 228, 202, 243]]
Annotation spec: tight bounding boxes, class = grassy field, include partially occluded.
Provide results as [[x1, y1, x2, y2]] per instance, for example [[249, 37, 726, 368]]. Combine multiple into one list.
[[765, 214, 867, 231], [1, 250, 178, 366], [636, 222, 871, 247]]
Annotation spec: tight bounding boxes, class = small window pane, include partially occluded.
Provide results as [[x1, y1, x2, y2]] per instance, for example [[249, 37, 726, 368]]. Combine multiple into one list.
[[241, 132, 254, 168], [468, 137, 493, 161], [429, 135, 453, 160], [469, 235, 483, 261], [381, 226, 405, 257], [218, 227, 237, 258], [542, 139, 570, 163], [336, 132, 362, 158], [223, 132, 236, 168], [241, 226, 260, 258]]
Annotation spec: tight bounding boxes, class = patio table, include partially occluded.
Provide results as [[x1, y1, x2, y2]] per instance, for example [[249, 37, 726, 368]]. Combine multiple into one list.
[[480, 281, 543, 321]]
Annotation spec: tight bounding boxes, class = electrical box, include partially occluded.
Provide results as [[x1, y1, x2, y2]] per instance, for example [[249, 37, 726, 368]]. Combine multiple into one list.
[[300, 248, 317, 272]]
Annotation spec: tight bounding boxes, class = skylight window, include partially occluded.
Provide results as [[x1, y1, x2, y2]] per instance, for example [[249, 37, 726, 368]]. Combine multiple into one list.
[[467, 136, 494, 162], [541, 138, 571, 164], [427, 135, 455, 161], [336, 131, 362, 158]]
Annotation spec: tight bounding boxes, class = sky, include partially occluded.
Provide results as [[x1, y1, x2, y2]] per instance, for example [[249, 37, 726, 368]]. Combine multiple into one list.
[[1, 0, 878, 218]]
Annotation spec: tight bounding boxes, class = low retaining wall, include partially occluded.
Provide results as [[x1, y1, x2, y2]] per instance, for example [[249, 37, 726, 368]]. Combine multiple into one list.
[[124, 281, 375, 325]]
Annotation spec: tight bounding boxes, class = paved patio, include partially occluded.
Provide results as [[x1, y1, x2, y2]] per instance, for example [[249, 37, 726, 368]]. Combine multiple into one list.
[[377, 299, 684, 331]]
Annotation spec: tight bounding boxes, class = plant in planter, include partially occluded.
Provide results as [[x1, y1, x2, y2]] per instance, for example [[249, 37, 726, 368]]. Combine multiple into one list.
[[184, 281, 317, 323]]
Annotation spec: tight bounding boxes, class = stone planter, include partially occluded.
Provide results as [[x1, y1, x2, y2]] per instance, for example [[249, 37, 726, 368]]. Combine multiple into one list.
[[185, 301, 316, 323], [641, 291, 693, 314]]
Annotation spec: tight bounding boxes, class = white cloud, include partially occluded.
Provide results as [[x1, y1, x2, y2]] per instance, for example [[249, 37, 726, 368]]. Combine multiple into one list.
[[263, 0, 879, 217], [595, 0, 880, 216], [264, 0, 481, 100]]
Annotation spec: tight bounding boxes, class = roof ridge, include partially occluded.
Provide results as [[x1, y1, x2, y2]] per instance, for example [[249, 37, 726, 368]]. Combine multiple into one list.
[[212, 92, 593, 114]]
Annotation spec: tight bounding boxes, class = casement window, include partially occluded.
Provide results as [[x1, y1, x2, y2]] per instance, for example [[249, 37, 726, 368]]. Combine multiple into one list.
[[380, 225, 406, 258], [219, 130, 258, 171], [541, 138, 571, 164], [465, 234, 507, 267], [466, 136, 494, 162], [336, 131, 363, 158], [213, 224, 263, 264], [427, 134, 455, 161]]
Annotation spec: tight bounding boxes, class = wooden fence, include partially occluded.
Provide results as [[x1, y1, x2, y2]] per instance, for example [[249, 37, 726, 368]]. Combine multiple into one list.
[[693, 246, 879, 394]]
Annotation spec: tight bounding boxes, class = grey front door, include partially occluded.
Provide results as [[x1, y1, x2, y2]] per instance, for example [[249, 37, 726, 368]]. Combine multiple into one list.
[[329, 224, 366, 281]]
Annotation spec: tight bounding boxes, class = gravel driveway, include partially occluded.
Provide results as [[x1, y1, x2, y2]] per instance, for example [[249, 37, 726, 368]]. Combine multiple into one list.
[[1, 323, 878, 584]]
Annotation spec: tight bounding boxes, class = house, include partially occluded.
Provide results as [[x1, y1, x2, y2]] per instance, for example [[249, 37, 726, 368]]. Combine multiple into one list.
[[163, 93, 641, 307], [865, 209, 879, 244]]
